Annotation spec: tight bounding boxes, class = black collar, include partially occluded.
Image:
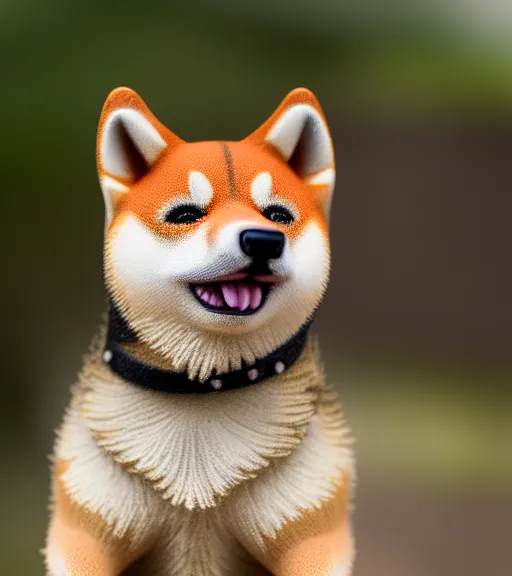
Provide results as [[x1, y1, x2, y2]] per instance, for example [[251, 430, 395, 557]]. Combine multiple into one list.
[[103, 302, 311, 394]]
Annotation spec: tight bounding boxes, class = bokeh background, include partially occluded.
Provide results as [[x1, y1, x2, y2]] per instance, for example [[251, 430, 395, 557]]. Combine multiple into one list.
[[1, 1, 511, 574]]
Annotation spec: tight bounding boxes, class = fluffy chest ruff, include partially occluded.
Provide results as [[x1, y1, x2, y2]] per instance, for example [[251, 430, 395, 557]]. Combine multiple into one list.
[[65, 337, 332, 509]]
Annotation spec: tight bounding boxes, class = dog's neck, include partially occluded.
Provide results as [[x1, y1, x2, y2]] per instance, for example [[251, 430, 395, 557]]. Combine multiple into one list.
[[104, 299, 313, 392], [79, 331, 325, 510]]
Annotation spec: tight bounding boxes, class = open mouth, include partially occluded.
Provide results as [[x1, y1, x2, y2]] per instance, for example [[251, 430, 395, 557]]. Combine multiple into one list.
[[190, 272, 283, 315]]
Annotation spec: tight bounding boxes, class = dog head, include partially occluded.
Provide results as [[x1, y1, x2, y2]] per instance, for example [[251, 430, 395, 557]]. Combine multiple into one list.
[[98, 87, 335, 380]]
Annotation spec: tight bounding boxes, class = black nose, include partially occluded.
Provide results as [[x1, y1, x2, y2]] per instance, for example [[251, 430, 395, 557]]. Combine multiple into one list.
[[240, 229, 285, 260]]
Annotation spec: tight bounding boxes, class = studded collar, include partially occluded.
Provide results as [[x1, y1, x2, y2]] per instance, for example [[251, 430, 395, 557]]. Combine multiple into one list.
[[103, 301, 312, 394]]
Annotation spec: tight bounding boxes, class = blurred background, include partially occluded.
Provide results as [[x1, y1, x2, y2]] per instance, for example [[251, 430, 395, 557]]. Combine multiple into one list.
[[1, 0, 511, 574]]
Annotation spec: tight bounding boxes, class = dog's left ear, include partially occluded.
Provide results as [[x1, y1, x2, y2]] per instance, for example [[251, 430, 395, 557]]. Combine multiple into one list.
[[97, 87, 184, 226], [245, 88, 335, 217]]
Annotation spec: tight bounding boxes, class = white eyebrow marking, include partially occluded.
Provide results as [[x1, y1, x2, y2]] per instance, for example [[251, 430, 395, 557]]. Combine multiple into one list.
[[188, 171, 214, 207], [250, 172, 273, 208]]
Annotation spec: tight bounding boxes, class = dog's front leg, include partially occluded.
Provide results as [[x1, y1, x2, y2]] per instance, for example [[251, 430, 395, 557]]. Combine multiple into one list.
[[239, 472, 354, 576], [264, 526, 353, 576], [45, 510, 124, 576], [44, 462, 140, 576], [263, 482, 354, 576]]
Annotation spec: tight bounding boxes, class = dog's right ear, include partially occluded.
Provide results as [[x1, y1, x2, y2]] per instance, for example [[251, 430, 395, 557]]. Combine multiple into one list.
[[245, 88, 335, 218], [97, 87, 183, 226]]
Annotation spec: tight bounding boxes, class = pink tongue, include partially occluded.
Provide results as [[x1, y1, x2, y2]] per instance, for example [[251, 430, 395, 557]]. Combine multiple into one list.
[[238, 285, 251, 311], [250, 284, 262, 309], [221, 284, 239, 308], [221, 283, 262, 310]]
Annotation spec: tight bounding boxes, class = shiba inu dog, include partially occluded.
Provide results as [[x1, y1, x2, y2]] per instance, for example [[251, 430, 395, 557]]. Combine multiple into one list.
[[44, 87, 355, 576]]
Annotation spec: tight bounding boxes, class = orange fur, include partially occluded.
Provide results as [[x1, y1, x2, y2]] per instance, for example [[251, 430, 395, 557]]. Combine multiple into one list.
[[249, 472, 353, 576]]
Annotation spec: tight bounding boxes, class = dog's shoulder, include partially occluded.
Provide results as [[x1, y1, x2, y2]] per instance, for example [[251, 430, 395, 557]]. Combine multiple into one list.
[[52, 384, 164, 548], [224, 384, 354, 551]]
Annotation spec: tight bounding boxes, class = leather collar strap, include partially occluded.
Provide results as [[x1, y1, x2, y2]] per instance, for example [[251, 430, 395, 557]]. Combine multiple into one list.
[[103, 302, 312, 394]]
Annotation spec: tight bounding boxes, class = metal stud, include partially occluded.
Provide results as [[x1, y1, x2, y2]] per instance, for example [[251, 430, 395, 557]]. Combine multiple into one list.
[[103, 350, 113, 363], [275, 361, 285, 374], [247, 368, 259, 381], [210, 379, 223, 390]]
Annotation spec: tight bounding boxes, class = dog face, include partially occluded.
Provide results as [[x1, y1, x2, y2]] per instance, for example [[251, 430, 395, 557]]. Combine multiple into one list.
[[98, 87, 335, 377]]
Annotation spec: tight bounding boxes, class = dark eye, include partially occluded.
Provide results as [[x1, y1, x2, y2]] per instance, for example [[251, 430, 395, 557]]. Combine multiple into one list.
[[165, 204, 205, 225], [262, 205, 295, 225]]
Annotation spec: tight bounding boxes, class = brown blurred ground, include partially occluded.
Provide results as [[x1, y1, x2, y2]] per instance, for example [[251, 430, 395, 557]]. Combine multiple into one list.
[[1, 1, 511, 574]]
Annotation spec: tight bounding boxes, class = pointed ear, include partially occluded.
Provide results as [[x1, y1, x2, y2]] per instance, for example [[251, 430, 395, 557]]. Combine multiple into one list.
[[245, 88, 335, 216], [97, 87, 183, 225]]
